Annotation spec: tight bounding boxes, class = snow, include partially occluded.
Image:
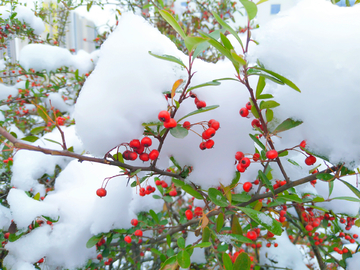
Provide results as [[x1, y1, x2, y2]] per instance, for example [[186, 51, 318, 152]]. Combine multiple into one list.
[[346, 252, 360, 270], [185, 232, 206, 264]]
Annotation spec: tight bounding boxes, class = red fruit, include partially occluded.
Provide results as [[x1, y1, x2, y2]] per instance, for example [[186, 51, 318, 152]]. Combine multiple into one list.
[[129, 139, 141, 149], [267, 231, 274, 237], [243, 182, 252, 192], [97, 254, 103, 260], [129, 151, 138, 161], [4, 232, 9, 239], [236, 163, 246, 173], [194, 207, 203, 217], [239, 107, 249, 117], [246, 231, 257, 241], [139, 153, 149, 162], [209, 119, 220, 130], [205, 139, 214, 149], [196, 100, 206, 109], [253, 179, 259, 185], [266, 243, 271, 247], [46, 221, 52, 225], [158, 111, 171, 122], [274, 243, 278, 247], [305, 224, 313, 231], [202, 128, 216, 139], [134, 230, 143, 237], [305, 155, 316, 166], [169, 189, 177, 196], [163, 118, 177, 128], [155, 180, 161, 185], [240, 157, 251, 168], [266, 150, 278, 159], [279, 216, 286, 222], [140, 251, 144, 256], [183, 121, 191, 130], [199, 142, 206, 150], [141, 137, 152, 147], [235, 151, 244, 161], [253, 153, 260, 162], [353, 234, 358, 239], [56, 117, 65, 126], [131, 219, 138, 226], [246, 102, 252, 110], [37, 258, 44, 263], [185, 209, 193, 220], [96, 188, 107, 197], [149, 149, 159, 160], [300, 140, 306, 148], [161, 181, 168, 188], [251, 119, 261, 128]]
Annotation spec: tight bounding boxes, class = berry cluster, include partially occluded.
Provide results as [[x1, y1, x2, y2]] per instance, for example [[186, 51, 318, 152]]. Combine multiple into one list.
[[184, 205, 203, 220], [122, 137, 159, 162], [239, 102, 252, 117], [3, 157, 13, 164], [158, 111, 177, 129], [139, 185, 156, 197], [235, 149, 278, 173], [124, 219, 142, 244], [189, 91, 206, 109], [299, 140, 317, 166], [199, 119, 220, 150]]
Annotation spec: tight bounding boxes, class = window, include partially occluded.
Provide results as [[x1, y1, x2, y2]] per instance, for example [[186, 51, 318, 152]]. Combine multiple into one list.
[[270, 4, 281, 15]]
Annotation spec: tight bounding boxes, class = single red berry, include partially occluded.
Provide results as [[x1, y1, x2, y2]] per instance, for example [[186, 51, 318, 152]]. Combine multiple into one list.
[[280, 210, 286, 217], [267, 231, 274, 237], [253, 179, 260, 185], [161, 181, 168, 188], [240, 157, 251, 168], [246, 102, 252, 110], [131, 219, 138, 226], [141, 137, 152, 147], [253, 153, 260, 162], [123, 150, 131, 160], [139, 153, 149, 162], [124, 236, 132, 243], [266, 150, 278, 159], [129, 139, 141, 149], [96, 188, 107, 197], [140, 251, 144, 256], [235, 151, 244, 161], [305, 155, 316, 166], [196, 100, 206, 109], [163, 118, 177, 128], [134, 230, 143, 237], [205, 139, 214, 149], [243, 182, 252, 192], [129, 151, 138, 161], [158, 111, 171, 122], [209, 119, 220, 130], [353, 234, 358, 239], [246, 231, 257, 241], [46, 221, 52, 225], [149, 150, 159, 160], [300, 140, 306, 148], [155, 180, 161, 185], [134, 144, 144, 154], [97, 254, 103, 260], [199, 142, 206, 150], [236, 163, 246, 173], [266, 243, 271, 247], [194, 207, 203, 217], [239, 108, 249, 117], [202, 128, 216, 139], [37, 258, 44, 263], [305, 224, 313, 231], [169, 189, 177, 196], [185, 209, 193, 220], [4, 232, 9, 239], [274, 243, 278, 247], [183, 121, 191, 130]]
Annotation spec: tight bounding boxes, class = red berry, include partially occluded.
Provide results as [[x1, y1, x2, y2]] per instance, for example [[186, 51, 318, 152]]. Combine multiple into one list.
[[300, 140, 306, 148], [129, 152, 138, 161], [96, 188, 107, 197], [123, 150, 131, 160], [202, 128, 216, 139], [155, 180, 161, 185], [235, 151, 244, 161], [246, 102, 252, 110], [239, 108, 249, 117], [158, 111, 170, 122], [253, 153, 260, 161], [56, 117, 65, 126], [131, 219, 138, 226], [134, 230, 143, 237], [37, 258, 44, 263], [4, 232, 9, 239], [240, 157, 251, 168], [139, 153, 149, 162], [185, 209, 193, 220], [199, 142, 206, 150], [246, 231, 257, 241], [196, 100, 206, 109], [183, 121, 191, 130], [161, 181, 168, 188], [124, 236, 132, 243], [305, 155, 316, 166], [205, 139, 214, 149], [266, 150, 278, 159], [141, 137, 152, 147], [194, 207, 203, 217], [129, 139, 141, 149], [353, 234, 358, 239], [163, 118, 177, 129], [274, 243, 278, 247], [305, 224, 313, 231], [253, 179, 259, 185], [209, 119, 220, 130], [97, 254, 103, 260], [169, 189, 177, 196], [266, 243, 271, 247], [236, 163, 246, 173], [243, 182, 252, 192], [134, 144, 144, 154], [149, 150, 159, 160], [251, 119, 261, 128]]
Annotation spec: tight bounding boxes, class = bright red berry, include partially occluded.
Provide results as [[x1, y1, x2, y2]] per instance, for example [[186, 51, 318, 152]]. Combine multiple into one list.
[[161, 181, 168, 188], [97, 254, 103, 260], [134, 230, 143, 237], [158, 111, 171, 122], [124, 236, 132, 243], [194, 207, 203, 217], [96, 188, 107, 197], [240, 157, 251, 168], [243, 182, 252, 192], [305, 155, 316, 166], [155, 180, 161, 185], [149, 150, 159, 160], [236, 163, 246, 173], [199, 142, 206, 150], [253, 153, 260, 162], [208, 119, 220, 130], [56, 117, 65, 126], [305, 224, 313, 231], [354, 234, 358, 239], [131, 219, 138, 226], [129, 151, 138, 161], [141, 137, 152, 147], [4, 232, 9, 239], [300, 140, 306, 148], [163, 118, 177, 128], [183, 121, 191, 130], [266, 150, 278, 159], [139, 153, 149, 162], [246, 231, 257, 241], [129, 139, 141, 149], [239, 108, 249, 117], [246, 102, 252, 110], [185, 209, 193, 220], [251, 119, 261, 128], [169, 189, 177, 196], [37, 258, 44, 263], [202, 128, 216, 140], [196, 100, 206, 109], [235, 151, 244, 161], [205, 139, 214, 149]]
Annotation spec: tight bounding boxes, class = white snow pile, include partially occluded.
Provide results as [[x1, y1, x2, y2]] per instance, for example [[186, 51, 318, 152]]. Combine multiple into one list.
[[19, 44, 95, 73], [0, 5, 45, 35]]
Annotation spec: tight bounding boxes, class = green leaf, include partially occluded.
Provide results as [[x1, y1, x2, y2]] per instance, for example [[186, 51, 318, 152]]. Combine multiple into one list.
[[212, 13, 244, 49], [208, 188, 229, 207], [230, 172, 241, 187], [272, 118, 303, 134], [36, 105, 48, 122], [256, 0, 269, 4], [187, 80, 221, 93], [159, 10, 186, 39], [170, 126, 188, 138], [10, 12, 17, 20], [172, 178, 184, 187], [42, 215, 60, 222], [184, 36, 208, 52], [163, 196, 173, 203], [31, 126, 45, 135], [230, 50, 247, 66], [148, 51, 186, 68], [177, 105, 219, 122], [255, 76, 265, 99], [316, 173, 334, 181], [258, 170, 274, 194], [237, 207, 282, 235], [202, 226, 210, 242], [86, 235, 102, 248], [252, 67, 301, 92], [257, 94, 274, 99], [149, 209, 159, 224], [250, 100, 260, 119], [228, 234, 253, 244], [8, 233, 22, 242], [331, 196, 360, 203], [287, 158, 301, 167], [277, 194, 302, 203], [160, 255, 177, 270], [234, 252, 251, 270], [177, 237, 185, 249], [223, 252, 233, 270], [21, 136, 39, 143], [193, 242, 212, 248], [167, 234, 172, 247], [220, 32, 234, 50], [265, 109, 273, 122], [259, 100, 280, 110], [44, 138, 62, 146], [249, 134, 265, 151], [152, 194, 161, 199], [278, 150, 288, 157], [329, 181, 334, 197], [177, 250, 191, 268], [216, 213, 224, 232], [232, 193, 251, 203], [182, 184, 203, 199], [170, 156, 181, 170], [33, 192, 40, 201], [239, 0, 258, 20], [193, 30, 223, 59], [231, 215, 243, 235]]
